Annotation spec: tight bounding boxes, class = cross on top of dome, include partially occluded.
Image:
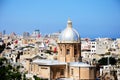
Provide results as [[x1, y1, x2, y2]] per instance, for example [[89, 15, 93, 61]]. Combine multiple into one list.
[[67, 18, 72, 28]]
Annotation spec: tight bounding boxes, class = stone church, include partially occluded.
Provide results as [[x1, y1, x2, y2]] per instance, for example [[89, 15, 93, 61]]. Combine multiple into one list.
[[26, 19, 96, 80]]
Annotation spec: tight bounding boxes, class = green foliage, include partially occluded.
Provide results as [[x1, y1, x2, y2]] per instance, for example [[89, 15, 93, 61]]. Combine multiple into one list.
[[33, 75, 48, 80], [23, 73, 27, 80], [33, 75, 41, 80], [0, 43, 6, 53], [0, 57, 23, 80], [98, 57, 117, 65], [0, 57, 7, 65]]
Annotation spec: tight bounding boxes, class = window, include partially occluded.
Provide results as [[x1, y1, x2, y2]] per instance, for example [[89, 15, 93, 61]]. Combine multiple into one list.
[[92, 42, 95, 44], [74, 49, 77, 55], [92, 46, 95, 48], [71, 69, 73, 75], [41, 54, 43, 56], [66, 49, 70, 54], [60, 49, 62, 54], [41, 67, 48, 69], [50, 47, 52, 50], [60, 69, 64, 75], [9, 54, 11, 57], [31, 65, 33, 71]]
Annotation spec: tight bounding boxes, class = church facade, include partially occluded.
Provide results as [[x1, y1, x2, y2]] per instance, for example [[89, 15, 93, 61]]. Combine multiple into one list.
[[27, 19, 96, 80]]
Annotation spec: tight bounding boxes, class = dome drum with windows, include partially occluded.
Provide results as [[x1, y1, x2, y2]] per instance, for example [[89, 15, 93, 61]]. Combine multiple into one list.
[[58, 19, 80, 43]]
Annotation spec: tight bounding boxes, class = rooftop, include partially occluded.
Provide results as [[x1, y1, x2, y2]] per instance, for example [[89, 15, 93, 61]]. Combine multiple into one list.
[[70, 62, 95, 67], [32, 59, 66, 66]]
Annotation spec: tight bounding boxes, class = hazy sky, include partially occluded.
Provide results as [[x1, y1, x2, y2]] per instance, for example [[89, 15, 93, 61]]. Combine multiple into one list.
[[0, 0, 120, 38]]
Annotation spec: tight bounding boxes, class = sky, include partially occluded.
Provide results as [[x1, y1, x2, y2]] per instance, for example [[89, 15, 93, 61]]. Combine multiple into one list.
[[0, 0, 120, 38]]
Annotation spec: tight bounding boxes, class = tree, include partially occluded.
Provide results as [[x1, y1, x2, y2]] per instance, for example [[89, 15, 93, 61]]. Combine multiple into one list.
[[33, 75, 41, 80], [33, 75, 48, 80], [0, 57, 24, 80], [0, 43, 6, 53], [98, 57, 117, 65]]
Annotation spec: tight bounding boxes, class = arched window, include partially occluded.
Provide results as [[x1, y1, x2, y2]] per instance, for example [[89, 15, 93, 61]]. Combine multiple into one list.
[[74, 49, 77, 55], [60, 69, 64, 75], [66, 49, 70, 54], [60, 49, 62, 54], [71, 68, 73, 75]]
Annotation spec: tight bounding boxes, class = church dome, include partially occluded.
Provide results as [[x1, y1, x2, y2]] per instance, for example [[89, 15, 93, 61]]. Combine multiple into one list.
[[58, 19, 80, 43]]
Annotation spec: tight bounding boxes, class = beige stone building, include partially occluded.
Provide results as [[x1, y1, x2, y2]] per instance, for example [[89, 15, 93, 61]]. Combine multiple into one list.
[[26, 19, 96, 80]]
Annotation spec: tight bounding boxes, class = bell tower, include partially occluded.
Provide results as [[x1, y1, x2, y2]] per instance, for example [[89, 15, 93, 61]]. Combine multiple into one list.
[[57, 19, 81, 62]]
